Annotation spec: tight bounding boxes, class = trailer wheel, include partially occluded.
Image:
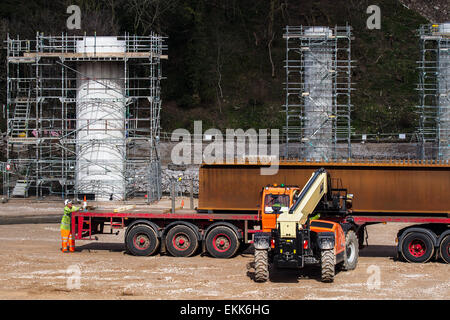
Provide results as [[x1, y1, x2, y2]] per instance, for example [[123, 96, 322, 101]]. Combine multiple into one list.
[[341, 230, 359, 271], [125, 225, 159, 256], [401, 232, 434, 263], [254, 249, 269, 282], [320, 249, 335, 282], [165, 225, 199, 257], [205, 226, 240, 258], [439, 235, 450, 264]]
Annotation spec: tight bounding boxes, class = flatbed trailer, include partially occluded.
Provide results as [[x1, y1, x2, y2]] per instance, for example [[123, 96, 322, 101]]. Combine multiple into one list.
[[70, 209, 450, 263], [71, 209, 261, 258]]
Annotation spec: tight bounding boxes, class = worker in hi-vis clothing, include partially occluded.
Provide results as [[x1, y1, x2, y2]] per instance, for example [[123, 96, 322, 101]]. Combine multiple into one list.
[[61, 200, 80, 252]]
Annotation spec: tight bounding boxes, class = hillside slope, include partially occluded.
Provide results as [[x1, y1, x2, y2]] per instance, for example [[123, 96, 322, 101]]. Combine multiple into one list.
[[0, 0, 445, 138]]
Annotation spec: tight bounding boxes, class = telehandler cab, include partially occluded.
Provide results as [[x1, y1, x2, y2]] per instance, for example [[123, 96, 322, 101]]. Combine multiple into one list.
[[253, 168, 358, 282]]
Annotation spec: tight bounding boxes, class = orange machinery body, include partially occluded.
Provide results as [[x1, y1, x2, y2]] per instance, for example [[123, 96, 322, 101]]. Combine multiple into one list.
[[310, 220, 346, 256], [260, 185, 300, 232]]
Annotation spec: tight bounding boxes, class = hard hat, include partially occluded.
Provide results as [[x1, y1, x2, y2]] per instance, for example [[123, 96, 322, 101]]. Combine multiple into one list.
[[65, 199, 72, 206]]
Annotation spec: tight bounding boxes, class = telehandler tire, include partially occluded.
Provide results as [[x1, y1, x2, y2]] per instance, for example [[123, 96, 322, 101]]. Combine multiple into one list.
[[320, 249, 335, 282], [254, 249, 269, 282], [341, 230, 359, 271]]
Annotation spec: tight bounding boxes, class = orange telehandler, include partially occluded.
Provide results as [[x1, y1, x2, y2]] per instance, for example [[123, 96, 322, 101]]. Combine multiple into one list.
[[254, 168, 358, 282]]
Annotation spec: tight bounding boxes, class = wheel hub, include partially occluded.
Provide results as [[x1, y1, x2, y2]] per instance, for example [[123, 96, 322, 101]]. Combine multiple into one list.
[[346, 242, 355, 262], [214, 235, 230, 251], [173, 234, 189, 250], [135, 234, 150, 250], [409, 239, 426, 257]]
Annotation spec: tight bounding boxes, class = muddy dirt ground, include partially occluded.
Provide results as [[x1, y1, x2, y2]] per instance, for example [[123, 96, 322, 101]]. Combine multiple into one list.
[[0, 220, 448, 300]]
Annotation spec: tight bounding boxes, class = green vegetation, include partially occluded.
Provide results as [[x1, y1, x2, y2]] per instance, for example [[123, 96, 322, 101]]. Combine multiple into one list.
[[0, 0, 428, 135]]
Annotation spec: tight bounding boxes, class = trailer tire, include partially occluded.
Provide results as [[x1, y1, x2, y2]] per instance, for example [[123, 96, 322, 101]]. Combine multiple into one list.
[[341, 230, 359, 271], [125, 225, 160, 256], [205, 226, 240, 259], [401, 232, 434, 263], [254, 249, 269, 282], [439, 235, 450, 264], [165, 225, 199, 257], [320, 249, 335, 282]]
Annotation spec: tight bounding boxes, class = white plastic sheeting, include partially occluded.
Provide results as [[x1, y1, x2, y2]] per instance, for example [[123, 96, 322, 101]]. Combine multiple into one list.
[[75, 37, 126, 200], [439, 23, 450, 34]]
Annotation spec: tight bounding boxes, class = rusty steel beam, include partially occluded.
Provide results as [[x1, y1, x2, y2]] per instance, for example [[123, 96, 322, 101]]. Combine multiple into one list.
[[198, 160, 450, 216]]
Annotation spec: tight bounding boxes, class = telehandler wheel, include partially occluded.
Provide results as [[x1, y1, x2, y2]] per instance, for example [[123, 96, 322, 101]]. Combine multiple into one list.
[[341, 230, 359, 271], [254, 249, 269, 282], [320, 249, 335, 282], [439, 235, 449, 264]]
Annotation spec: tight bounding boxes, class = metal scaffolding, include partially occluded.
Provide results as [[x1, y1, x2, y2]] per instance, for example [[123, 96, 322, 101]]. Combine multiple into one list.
[[417, 24, 450, 160], [283, 25, 354, 160], [4, 32, 167, 201]]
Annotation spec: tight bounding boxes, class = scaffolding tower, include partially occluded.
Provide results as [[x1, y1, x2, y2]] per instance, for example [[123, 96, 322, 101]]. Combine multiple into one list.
[[4, 32, 167, 201], [417, 23, 450, 160], [283, 25, 354, 160]]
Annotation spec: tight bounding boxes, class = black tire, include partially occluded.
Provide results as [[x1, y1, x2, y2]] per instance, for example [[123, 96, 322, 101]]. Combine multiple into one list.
[[341, 230, 359, 271], [254, 249, 269, 282], [401, 232, 434, 263], [125, 225, 160, 256], [320, 249, 335, 282], [439, 235, 450, 264], [165, 225, 199, 257], [205, 226, 240, 258]]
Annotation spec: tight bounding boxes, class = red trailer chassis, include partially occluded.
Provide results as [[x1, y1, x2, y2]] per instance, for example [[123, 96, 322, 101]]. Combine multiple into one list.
[[70, 210, 261, 258], [70, 209, 450, 263]]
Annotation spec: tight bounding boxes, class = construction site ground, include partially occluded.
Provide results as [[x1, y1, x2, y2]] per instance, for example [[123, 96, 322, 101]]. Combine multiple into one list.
[[0, 199, 448, 300]]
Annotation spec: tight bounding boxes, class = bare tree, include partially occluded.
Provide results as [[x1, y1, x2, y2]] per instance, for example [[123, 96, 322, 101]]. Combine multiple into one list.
[[215, 31, 224, 113], [268, 0, 282, 78], [126, 0, 178, 34]]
